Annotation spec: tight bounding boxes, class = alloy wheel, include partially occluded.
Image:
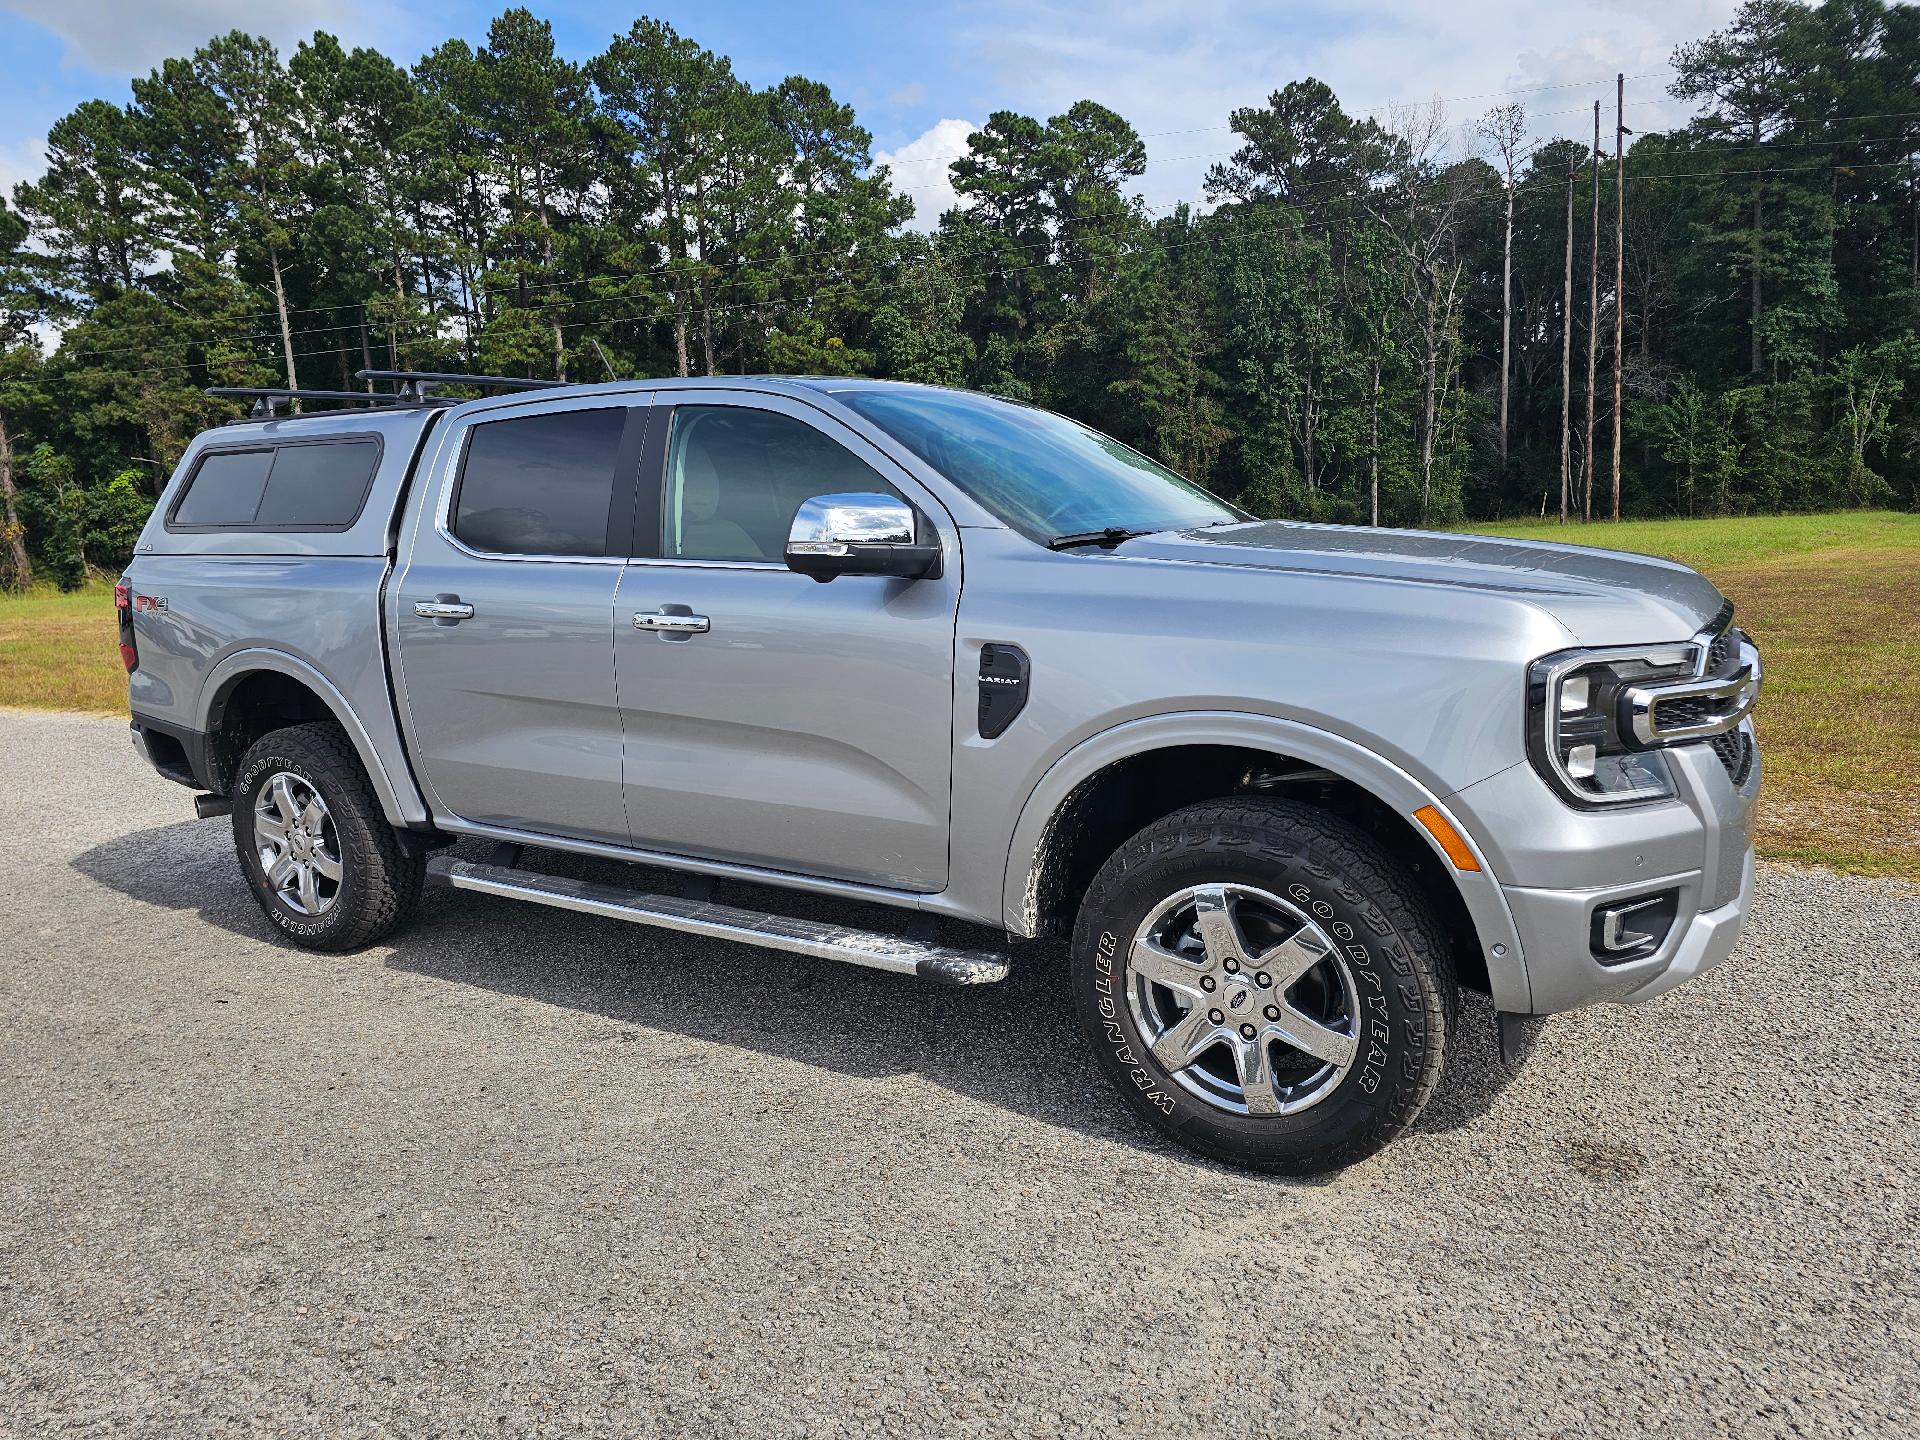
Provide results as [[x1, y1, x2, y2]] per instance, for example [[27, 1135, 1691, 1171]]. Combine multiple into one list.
[[1124, 883, 1360, 1116], [252, 771, 342, 916]]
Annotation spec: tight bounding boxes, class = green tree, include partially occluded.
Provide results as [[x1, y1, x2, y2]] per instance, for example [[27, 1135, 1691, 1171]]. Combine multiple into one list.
[[1, 196, 38, 588], [11, 101, 153, 309], [193, 31, 313, 389]]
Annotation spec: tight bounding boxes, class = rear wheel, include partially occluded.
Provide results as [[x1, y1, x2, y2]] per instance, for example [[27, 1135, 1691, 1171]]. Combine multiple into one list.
[[231, 722, 423, 952], [1071, 797, 1454, 1174]]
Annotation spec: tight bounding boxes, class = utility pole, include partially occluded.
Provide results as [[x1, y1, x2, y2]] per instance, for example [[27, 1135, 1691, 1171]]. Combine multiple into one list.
[[1612, 73, 1628, 522], [1585, 102, 1600, 523], [1560, 158, 1575, 524]]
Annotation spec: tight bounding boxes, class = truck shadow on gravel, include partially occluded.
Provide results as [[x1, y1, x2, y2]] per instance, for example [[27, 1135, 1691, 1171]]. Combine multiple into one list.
[[73, 817, 1522, 1163]]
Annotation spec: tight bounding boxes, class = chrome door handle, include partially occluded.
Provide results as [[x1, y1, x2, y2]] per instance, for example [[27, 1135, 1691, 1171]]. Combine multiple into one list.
[[633, 610, 711, 635], [413, 599, 475, 621]]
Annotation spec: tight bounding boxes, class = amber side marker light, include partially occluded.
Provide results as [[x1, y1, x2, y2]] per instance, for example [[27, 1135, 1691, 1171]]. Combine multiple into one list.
[[1412, 804, 1481, 872]]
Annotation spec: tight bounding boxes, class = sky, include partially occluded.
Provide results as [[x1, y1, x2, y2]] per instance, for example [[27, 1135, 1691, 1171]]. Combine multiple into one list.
[[0, 0, 1741, 226]]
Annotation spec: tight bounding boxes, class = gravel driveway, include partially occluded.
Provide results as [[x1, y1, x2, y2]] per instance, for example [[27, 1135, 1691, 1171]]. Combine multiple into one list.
[[2, 707, 1916, 1438]]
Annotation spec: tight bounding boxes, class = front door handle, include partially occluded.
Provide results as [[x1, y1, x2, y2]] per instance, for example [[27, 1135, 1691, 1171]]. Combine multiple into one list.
[[414, 597, 475, 622], [633, 609, 711, 636]]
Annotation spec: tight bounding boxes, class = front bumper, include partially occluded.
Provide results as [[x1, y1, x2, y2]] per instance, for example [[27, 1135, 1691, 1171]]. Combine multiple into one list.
[[1452, 726, 1760, 1015]]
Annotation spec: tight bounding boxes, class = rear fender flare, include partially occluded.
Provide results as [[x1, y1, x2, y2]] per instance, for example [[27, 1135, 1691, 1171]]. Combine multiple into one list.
[[199, 648, 426, 827]]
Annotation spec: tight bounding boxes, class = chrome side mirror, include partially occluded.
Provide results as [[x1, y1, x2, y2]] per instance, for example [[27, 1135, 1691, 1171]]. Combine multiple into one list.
[[784, 492, 941, 583]]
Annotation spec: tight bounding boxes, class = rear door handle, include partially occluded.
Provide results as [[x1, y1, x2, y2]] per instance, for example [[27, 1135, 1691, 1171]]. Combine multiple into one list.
[[633, 610, 711, 636], [414, 598, 475, 621]]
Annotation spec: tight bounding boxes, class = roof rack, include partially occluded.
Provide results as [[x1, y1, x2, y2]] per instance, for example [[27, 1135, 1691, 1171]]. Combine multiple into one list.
[[204, 386, 415, 421], [355, 369, 563, 401]]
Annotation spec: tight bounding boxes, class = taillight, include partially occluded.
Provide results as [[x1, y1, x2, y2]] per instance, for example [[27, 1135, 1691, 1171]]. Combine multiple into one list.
[[114, 582, 138, 673]]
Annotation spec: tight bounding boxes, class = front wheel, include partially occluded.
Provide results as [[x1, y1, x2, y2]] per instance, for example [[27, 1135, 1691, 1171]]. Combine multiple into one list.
[[1071, 797, 1455, 1175], [231, 722, 424, 952]]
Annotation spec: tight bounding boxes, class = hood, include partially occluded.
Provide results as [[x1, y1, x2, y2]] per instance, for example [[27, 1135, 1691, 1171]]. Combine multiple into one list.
[[1113, 520, 1726, 646]]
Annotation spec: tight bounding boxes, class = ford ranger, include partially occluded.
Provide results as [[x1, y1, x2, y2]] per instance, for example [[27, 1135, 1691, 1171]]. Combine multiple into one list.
[[118, 371, 1762, 1174]]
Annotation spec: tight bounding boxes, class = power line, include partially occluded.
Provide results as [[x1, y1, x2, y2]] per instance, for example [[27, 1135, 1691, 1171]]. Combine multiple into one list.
[[877, 69, 1680, 170], [70, 120, 1920, 368]]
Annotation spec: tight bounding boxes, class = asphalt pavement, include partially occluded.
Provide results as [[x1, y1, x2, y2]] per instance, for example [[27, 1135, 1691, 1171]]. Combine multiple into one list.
[[2, 707, 1915, 1437]]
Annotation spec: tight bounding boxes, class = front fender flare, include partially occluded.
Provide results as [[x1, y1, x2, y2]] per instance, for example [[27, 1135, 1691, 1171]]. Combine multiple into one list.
[[199, 647, 427, 828], [998, 710, 1531, 1012]]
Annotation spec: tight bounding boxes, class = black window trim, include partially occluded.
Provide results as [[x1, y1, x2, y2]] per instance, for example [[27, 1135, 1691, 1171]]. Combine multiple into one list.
[[444, 402, 650, 563], [165, 432, 387, 534]]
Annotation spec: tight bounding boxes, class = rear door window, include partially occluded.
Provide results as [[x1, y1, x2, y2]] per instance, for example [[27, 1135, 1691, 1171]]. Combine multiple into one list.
[[451, 408, 628, 557], [170, 439, 381, 530]]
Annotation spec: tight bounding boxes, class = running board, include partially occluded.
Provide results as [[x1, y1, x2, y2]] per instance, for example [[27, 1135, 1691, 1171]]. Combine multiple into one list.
[[426, 857, 1010, 985]]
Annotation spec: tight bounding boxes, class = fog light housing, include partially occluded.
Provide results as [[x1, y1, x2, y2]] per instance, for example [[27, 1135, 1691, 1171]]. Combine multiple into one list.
[[1589, 890, 1679, 965]]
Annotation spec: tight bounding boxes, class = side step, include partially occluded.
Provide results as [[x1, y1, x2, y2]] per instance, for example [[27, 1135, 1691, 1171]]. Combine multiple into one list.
[[425, 856, 1010, 986]]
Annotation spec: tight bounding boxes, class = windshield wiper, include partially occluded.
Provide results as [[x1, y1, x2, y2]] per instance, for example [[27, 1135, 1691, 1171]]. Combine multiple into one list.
[[1045, 526, 1153, 551]]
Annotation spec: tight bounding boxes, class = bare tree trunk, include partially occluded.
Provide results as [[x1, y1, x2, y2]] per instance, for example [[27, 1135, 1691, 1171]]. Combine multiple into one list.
[[1612, 74, 1625, 522], [1499, 183, 1514, 465], [1585, 103, 1600, 523], [1475, 104, 1526, 468], [0, 406, 32, 592], [693, 180, 718, 377], [1302, 392, 1317, 493], [1560, 162, 1575, 524], [699, 277, 718, 378], [539, 191, 565, 383], [269, 242, 298, 391], [1368, 365, 1381, 527], [1750, 115, 1764, 373], [391, 254, 405, 368], [1420, 327, 1438, 519]]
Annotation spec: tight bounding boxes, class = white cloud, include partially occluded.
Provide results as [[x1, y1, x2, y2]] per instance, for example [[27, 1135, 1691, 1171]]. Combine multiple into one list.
[[3, 0, 367, 76], [0, 134, 48, 199], [873, 117, 978, 230], [949, 0, 1740, 212]]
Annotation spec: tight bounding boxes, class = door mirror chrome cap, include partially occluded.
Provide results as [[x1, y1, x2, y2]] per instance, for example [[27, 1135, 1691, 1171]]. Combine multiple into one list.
[[784, 492, 942, 583], [788, 493, 915, 552]]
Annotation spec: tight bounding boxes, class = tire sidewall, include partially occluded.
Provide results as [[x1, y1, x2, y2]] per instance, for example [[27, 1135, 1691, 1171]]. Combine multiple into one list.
[[1073, 815, 1443, 1170], [233, 738, 357, 947]]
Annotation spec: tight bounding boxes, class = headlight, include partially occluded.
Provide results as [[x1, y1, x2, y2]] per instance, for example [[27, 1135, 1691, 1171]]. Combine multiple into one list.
[[1526, 645, 1696, 806]]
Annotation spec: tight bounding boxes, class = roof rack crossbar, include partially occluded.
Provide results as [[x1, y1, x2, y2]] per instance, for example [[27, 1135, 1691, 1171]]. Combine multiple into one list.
[[204, 386, 413, 421], [355, 369, 563, 400]]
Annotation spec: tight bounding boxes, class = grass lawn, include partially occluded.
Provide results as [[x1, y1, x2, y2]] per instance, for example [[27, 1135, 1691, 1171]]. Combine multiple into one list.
[[1474, 510, 1920, 879], [3, 509, 1915, 878], [0, 579, 127, 716]]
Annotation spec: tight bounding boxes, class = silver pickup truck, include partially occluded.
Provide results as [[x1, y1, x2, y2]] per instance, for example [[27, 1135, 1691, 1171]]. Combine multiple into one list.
[[119, 371, 1762, 1173]]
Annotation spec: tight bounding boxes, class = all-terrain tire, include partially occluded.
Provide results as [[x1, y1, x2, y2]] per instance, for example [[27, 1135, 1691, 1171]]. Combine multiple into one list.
[[231, 722, 424, 952], [1071, 797, 1455, 1175]]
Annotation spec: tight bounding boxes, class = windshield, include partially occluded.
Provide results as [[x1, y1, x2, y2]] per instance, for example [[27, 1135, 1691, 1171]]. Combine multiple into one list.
[[838, 387, 1240, 543]]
